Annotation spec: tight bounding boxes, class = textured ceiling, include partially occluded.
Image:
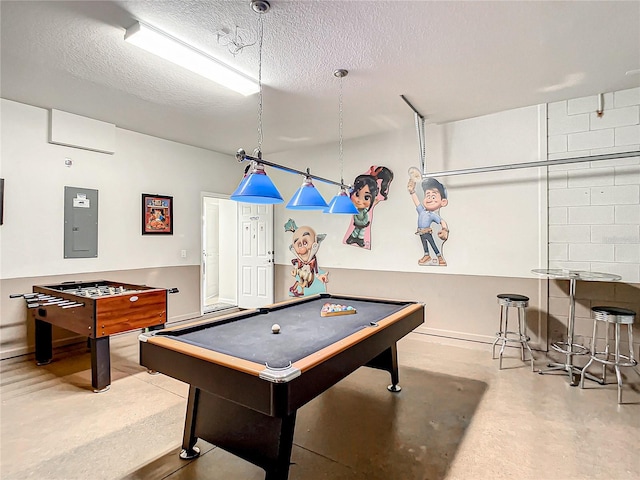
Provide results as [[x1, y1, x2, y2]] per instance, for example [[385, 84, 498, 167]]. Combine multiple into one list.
[[1, 1, 639, 157]]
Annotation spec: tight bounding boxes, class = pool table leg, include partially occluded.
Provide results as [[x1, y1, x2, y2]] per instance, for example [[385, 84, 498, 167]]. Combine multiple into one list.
[[180, 386, 201, 460], [366, 343, 402, 392], [144, 323, 166, 376], [265, 411, 296, 480], [179, 387, 296, 479], [90, 336, 111, 393]]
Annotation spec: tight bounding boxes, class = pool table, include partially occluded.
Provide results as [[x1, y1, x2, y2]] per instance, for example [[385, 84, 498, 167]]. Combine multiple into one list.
[[139, 293, 424, 480]]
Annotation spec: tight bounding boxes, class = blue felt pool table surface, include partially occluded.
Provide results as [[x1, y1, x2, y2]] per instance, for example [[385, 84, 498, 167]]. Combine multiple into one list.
[[154, 294, 415, 369]]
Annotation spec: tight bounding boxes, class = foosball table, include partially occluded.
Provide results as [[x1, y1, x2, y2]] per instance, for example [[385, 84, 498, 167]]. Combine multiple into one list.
[[11, 280, 178, 392]]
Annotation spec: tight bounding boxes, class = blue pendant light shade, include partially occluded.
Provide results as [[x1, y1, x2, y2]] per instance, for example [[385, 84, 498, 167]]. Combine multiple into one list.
[[286, 177, 329, 210], [230, 163, 283, 204], [325, 187, 358, 214]]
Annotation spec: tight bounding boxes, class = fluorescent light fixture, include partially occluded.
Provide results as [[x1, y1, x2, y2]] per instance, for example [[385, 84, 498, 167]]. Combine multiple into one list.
[[124, 21, 259, 96]]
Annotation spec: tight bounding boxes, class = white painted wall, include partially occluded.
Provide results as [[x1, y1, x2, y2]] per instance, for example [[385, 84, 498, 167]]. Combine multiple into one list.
[[0, 99, 237, 280], [270, 104, 547, 279], [1, 92, 636, 359]]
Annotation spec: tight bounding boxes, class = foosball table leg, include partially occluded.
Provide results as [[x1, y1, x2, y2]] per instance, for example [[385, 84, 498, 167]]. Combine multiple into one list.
[[90, 336, 111, 393], [34, 318, 53, 366]]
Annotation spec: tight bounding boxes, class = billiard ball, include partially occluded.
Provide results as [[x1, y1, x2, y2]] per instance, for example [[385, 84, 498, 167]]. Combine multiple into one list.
[[271, 323, 281, 334]]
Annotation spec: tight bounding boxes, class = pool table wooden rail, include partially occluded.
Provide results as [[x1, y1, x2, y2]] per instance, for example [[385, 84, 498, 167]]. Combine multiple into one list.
[[140, 301, 423, 380]]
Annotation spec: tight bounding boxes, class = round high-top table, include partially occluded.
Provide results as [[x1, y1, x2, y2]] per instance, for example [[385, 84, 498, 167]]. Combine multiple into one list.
[[532, 268, 622, 386]]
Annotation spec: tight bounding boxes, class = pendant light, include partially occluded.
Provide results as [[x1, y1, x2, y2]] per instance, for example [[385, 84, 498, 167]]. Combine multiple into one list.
[[286, 172, 329, 210], [325, 69, 358, 214], [230, 0, 283, 204], [230, 158, 283, 204]]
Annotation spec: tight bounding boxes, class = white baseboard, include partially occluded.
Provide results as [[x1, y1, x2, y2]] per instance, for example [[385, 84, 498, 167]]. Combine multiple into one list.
[[414, 326, 546, 352], [0, 335, 85, 361]]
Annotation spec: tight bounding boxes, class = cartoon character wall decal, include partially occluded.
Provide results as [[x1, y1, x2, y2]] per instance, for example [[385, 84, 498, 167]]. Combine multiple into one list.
[[407, 167, 449, 266], [286, 219, 329, 297], [370, 165, 394, 200], [284, 218, 297, 233], [343, 165, 394, 249]]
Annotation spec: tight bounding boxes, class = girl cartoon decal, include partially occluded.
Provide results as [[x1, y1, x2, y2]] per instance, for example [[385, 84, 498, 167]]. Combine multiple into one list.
[[343, 166, 394, 249], [345, 174, 378, 248]]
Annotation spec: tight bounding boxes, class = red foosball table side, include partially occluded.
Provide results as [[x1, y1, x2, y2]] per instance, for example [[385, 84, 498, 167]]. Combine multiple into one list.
[[31, 280, 169, 392]]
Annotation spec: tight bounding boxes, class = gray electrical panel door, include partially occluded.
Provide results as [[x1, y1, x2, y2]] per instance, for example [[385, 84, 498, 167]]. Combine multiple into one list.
[[64, 186, 98, 258]]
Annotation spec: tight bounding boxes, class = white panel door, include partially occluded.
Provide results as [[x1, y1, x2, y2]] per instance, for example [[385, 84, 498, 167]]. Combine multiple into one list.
[[237, 203, 274, 309], [201, 194, 238, 314]]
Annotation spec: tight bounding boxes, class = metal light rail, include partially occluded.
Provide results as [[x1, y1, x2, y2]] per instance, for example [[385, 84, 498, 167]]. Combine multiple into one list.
[[399, 95, 639, 178], [425, 150, 640, 178], [236, 148, 348, 188]]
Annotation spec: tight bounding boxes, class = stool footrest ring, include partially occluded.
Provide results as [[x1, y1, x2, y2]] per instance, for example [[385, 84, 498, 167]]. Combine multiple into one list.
[[551, 341, 589, 356], [495, 331, 531, 343], [588, 353, 637, 368]]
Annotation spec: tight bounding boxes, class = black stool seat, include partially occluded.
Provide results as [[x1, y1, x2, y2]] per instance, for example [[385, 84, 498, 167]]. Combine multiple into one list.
[[497, 293, 530, 302], [592, 306, 636, 321]]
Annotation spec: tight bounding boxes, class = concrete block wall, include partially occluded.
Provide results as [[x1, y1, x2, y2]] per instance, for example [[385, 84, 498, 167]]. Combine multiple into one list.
[[547, 87, 640, 283], [545, 88, 640, 356]]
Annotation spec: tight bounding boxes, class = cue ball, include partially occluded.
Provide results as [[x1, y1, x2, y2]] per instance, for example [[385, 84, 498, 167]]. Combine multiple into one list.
[[271, 323, 281, 334]]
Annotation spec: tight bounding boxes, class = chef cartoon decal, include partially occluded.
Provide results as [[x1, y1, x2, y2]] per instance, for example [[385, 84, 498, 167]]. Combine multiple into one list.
[[286, 220, 329, 297]]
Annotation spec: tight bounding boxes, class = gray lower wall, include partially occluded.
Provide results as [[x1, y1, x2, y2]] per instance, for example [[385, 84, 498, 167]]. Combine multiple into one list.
[[547, 279, 640, 350], [2, 265, 638, 361], [0, 266, 201, 359], [276, 265, 548, 350], [276, 266, 640, 358]]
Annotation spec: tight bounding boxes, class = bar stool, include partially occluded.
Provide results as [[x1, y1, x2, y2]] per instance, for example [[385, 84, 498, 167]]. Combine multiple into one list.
[[580, 306, 638, 404], [492, 294, 534, 371]]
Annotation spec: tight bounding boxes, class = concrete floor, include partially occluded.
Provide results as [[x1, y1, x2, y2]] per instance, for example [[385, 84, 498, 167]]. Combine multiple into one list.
[[1, 331, 639, 480]]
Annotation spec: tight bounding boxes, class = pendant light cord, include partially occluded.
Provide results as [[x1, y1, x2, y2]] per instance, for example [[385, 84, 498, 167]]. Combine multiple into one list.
[[338, 74, 344, 185], [257, 13, 264, 155]]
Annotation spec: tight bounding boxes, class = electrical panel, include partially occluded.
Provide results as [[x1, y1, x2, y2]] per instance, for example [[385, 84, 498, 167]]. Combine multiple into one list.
[[64, 186, 98, 258]]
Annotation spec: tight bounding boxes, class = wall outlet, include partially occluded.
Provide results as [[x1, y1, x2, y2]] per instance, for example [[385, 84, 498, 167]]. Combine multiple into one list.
[[180, 249, 187, 258]]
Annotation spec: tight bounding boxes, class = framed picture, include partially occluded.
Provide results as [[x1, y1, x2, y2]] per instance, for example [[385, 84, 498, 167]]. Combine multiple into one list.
[[142, 193, 173, 235]]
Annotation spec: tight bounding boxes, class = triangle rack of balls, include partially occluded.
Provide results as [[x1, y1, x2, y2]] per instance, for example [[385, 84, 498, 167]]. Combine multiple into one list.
[[321, 302, 357, 317]]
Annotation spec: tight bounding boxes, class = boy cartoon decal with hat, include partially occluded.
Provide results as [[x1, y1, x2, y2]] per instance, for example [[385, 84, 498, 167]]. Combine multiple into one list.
[[407, 167, 449, 266]]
